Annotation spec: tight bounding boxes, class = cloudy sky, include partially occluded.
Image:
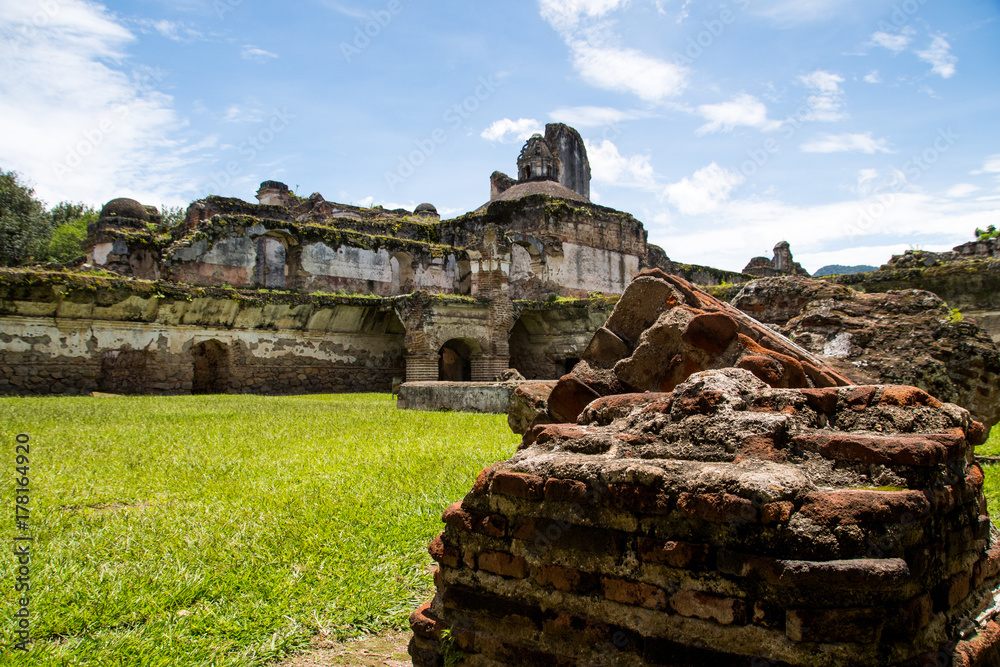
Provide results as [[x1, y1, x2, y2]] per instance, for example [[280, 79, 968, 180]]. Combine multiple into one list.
[[1, 0, 998, 273]]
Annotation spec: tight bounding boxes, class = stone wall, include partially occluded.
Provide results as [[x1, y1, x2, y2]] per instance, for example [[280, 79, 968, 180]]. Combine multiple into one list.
[[0, 271, 405, 396]]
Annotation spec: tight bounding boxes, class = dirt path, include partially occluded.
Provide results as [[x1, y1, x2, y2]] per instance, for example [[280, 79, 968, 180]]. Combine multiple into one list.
[[275, 630, 411, 667]]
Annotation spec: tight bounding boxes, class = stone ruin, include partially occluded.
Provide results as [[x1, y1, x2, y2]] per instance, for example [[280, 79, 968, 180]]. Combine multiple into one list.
[[410, 271, 1000, 666], [743, 241, 810, 279]]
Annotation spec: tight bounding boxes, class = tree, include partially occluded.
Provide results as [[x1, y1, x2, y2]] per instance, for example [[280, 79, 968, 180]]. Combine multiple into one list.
[[42, 202, 98, 264], [0, 170, 50, 266], [158, 205, 185, 232]]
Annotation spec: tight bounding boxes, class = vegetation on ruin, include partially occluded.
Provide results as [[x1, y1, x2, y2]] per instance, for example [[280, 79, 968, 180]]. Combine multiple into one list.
[[975, 224, 998, 242], [979, 426, 1000, 518], [0, 393, 519, 666]]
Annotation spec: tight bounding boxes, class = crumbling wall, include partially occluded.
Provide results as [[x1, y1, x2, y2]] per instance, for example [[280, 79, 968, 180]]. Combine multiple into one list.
[[0, 272, 405, 396], [410, 270, 1000, 667]]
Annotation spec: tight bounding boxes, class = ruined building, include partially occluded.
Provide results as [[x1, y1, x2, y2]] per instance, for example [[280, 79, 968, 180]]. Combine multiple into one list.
[[743, 241, 810, 278], [0, 124, 746, 396]]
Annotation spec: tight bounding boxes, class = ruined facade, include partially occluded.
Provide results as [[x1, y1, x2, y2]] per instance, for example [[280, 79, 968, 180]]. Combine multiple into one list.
[[743, 241, 810, 278], [1, 124, 747, 395]]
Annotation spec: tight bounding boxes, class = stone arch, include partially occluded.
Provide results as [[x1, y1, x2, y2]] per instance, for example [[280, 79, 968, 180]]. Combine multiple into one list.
[[438, 338, 482, 382], [391, 251, 416, 294], [192, 339, 231, 394]]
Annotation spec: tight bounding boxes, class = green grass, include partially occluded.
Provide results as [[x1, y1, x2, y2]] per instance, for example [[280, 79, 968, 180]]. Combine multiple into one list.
[[981, 425, 1000, 519], [0, 394, 519, 666]]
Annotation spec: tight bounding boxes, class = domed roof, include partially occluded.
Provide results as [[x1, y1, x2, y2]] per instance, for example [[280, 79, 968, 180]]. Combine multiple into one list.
[[519, 135, 553, 160], [415, 203, 438, 214], [99, 198, 149, 221], [259, 180, 289, 192]]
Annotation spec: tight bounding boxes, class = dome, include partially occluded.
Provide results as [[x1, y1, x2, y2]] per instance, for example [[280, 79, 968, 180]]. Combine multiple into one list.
[[258, 181, 289, 192], [99, 198, 149, 221], [415, 203, 438, 215]]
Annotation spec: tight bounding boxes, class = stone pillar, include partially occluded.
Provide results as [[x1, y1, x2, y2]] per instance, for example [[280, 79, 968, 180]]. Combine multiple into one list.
[[471, 355, 509, 382], [406, 355, 439, 382]]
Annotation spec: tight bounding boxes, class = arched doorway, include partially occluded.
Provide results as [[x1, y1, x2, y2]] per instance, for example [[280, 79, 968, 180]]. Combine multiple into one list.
[[438, 339, 476, 382], [192, 340, 231, 394]]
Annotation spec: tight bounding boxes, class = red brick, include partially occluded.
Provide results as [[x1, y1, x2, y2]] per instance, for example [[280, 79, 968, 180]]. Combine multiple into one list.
[[792, 432, 949, 466], [761, 501, 795, 525], [534, 424, 587, 445], [934, 570, 972, 610], [968, 420, 988, 447], [677, 492, 759, 523], [670, 590, 747, 625], [637, 538, 710, 568], [797, 490, 930, 526], [683, 312, 739, 355], [738, 435, 787, 463], [544, 477, 592, 503], [843, 386, 878, 411], [879, 385, 942, 408], [601, 576, 668, 610], [547, 374, 601, 424], [472, 462, 503, 495], [786, 607, 884, 643], [737, 355, 785, 387], [534, 564, 597, 592], [442, 502, 507, 537], [427, 533, 460, 568], [491, 471, 545, 500], [477, 551, 528, 579], [673, 390, 725, 416], [800, 387, 839, 415], [604, 483, 672, 514], [409, 603, 444, 639]]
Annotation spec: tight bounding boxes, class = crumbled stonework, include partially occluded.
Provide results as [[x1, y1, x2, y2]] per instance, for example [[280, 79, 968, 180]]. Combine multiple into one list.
[[411, 272, 1000, 666], [731, 276, 1000, 430]]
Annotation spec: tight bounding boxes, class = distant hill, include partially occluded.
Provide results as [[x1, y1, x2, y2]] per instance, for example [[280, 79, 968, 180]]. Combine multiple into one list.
[[812, 264, 877, 277]]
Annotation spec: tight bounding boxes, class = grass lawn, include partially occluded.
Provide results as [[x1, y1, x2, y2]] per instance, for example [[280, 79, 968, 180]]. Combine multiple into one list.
[[977, 424, 1000, 519], [0, 394, 519, 666]]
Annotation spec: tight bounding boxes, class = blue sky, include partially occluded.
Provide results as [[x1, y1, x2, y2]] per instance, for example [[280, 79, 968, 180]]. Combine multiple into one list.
[[1, 0, 998, 273]]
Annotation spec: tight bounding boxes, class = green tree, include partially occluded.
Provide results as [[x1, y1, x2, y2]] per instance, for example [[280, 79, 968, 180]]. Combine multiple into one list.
[[0, 169, 50, 266], [42, 202, 98, 264], [158, 204, 185, 232]]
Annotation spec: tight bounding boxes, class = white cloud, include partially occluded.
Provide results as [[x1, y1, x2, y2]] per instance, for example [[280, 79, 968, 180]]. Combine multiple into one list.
[[972, 154, 1000, 179], [585, 139, 655, 188], [871, 30, 911, 53], [0, 0, 200, 205], [481, 118, 542, 143], [652, 191, 999, 273], [549, 106, 649, 127], [799, 70, 846, 122], [569, 41, 688, 102], [946, 184, 980, 198], [695, 94, 781, 135], [222, 104, 266, 124], [917, 35, 957, 79], [800, 132, 892, 154], [748, 0, 852, 23], [538, 0, 628, 32], [663, 163, 744, 215], [863, 71, 881, 84], [241, 45, 278, 63]]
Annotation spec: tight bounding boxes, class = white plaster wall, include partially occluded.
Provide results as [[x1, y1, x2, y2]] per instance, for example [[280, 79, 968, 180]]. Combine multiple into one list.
[[412, 255, 462, 292], [202, 237, 257, 270], [301, 243, 391, 282], [92, 242, 113, 265], [548, 243, 640, 294]]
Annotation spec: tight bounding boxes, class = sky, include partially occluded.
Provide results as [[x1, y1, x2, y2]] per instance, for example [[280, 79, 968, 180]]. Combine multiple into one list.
[[1, 0, 999, 274]]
